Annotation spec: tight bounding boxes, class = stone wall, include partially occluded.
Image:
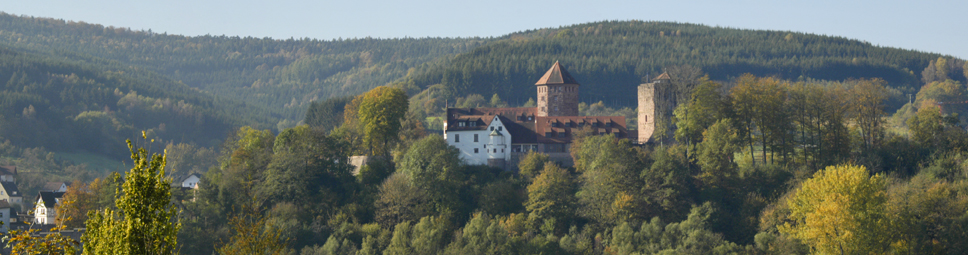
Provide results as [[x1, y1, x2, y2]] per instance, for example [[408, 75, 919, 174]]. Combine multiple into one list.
[[637, 83, 655, 144], [537, 84, 579, 117]]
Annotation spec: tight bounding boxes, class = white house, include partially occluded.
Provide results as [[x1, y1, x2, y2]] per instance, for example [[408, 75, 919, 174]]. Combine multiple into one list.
[[181, 174, 201, 189], [444, 113, 513, 168], [0, 200, 10, 232], [43, 182, 70, 192], [34, 191, 64, 225], [0, 165, 15, 182]]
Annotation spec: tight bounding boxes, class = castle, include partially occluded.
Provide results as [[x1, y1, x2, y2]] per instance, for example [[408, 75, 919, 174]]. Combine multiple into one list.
[[444, 61, 669, 169]]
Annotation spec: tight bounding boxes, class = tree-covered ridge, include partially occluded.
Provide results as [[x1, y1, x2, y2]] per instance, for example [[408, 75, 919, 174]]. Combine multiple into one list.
[[2, 13, 960, 124], [0, 12, 490, 121], [0, 43, 261, 159], [400, 20, 959, 107]]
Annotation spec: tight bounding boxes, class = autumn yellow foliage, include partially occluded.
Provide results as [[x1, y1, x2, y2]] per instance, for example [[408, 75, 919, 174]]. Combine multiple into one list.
[[781, 164, 892, 254]]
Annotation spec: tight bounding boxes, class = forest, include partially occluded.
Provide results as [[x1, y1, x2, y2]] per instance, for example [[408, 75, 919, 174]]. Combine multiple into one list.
[[2, 12, 968, 254]]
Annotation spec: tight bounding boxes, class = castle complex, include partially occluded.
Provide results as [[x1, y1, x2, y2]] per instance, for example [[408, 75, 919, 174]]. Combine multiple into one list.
[[444, 61, 669, 169]]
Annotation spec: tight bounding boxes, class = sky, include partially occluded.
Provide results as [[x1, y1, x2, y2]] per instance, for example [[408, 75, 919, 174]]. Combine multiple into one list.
[[3, 0, 967, 59]]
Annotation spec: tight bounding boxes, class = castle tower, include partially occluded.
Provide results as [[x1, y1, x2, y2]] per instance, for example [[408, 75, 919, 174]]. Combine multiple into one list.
[[535, 61, 580, 117], [637, 72, 671, 144]]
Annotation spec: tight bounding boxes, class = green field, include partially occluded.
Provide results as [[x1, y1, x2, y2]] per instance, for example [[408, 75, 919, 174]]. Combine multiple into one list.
[[55, 152, 126, 176]]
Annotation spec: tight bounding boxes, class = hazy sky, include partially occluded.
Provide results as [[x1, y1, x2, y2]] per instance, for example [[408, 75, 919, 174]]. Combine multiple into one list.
[[3, 0, 966, 59]]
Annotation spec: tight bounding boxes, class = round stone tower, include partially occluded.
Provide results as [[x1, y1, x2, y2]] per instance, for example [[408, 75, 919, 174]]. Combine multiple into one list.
[[535, 61, 580, 117]]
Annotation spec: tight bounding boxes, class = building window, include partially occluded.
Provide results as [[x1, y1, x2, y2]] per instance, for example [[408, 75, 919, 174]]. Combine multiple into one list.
[[501, 149, 504, 153], [545, 132, 553, 138], [498, 127, 502, 131], [494, 149, 497, 153], [470, 121, 476, 127], [474, 148, 479, 153], [455, 134, 460, 143], [558, 132, 567, 138], [459, 121, 466, 127], [490, 127, 494, 131], [474, 134, 479, 142]]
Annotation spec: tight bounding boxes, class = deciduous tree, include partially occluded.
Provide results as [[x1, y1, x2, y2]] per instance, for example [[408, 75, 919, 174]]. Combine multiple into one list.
[[780, 164, 892, 254], [358, 86, 409, 156], [83, 135, 181, 254]]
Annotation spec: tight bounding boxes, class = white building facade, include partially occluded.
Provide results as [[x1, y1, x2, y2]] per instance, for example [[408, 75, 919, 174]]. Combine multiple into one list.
[[444, 115, 512, 168]]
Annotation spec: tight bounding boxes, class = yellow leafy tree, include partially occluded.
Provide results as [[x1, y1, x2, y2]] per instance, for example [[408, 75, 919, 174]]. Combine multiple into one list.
[[780, 164, 893, 254], [6, 226, 81, 254]]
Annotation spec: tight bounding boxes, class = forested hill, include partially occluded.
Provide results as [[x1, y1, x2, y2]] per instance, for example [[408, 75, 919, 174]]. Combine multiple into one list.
[[398, 21, 960, 106], [0, 43, 262, 159], [1, 14, 962, 133], [0, 12, 491, 122]]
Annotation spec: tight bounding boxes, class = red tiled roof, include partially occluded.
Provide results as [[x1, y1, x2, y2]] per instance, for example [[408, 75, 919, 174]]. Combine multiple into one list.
[[535, 61, 580, 86], [654, 72, 671, 81], [446, 107, 628, 144]]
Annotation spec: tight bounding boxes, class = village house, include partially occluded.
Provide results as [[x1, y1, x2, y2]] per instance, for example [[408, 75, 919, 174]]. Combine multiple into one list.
[[0, 181, 22, 209], [181, 173, 201, 189], [42, 182, 70, 192], [33, 191, 64, 225]]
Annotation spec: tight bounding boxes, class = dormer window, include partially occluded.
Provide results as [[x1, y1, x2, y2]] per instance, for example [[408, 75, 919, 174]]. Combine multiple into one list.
[[498, 127, 503, 131], [458, 121, 466, 127]]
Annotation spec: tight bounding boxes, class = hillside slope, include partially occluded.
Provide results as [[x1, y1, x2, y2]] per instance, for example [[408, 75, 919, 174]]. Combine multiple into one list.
[[399, 21, 961, 106], [0, 12, 490, 121], [0, 44, 259, 158], [0, 14, 962, 127]]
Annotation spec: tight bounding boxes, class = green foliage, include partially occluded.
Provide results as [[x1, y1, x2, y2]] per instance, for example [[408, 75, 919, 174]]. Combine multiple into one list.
[[83, 137, 180, 254], [444, 213, 514, 255], [517, 151, 550, 180], [888, 175, 968, 253], [305, 96, 354, 132], [260, 125, 355, 210], [216, 207, 290, 255], [696, 118, 741, 187], [526, 163, 577, 232], [374, 173, 430, 228], [606, 202, 742, 254], [573, 134, 648, 225], [398, 135, 464, 217], [358, 86, 409, 156], [908, 106, 945, 147], [674, 78, 730, 146]]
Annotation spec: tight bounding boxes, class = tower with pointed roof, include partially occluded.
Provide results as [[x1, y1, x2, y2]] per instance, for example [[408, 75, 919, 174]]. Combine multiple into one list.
[[535, 61, 580, 117]]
